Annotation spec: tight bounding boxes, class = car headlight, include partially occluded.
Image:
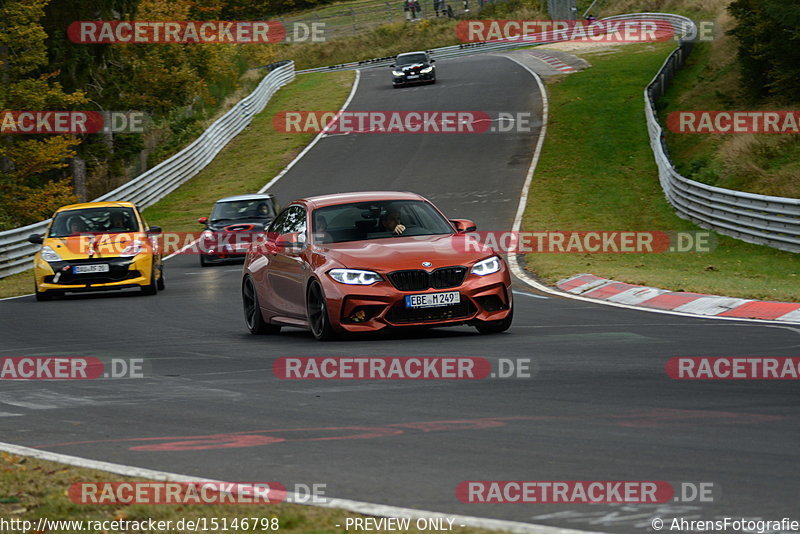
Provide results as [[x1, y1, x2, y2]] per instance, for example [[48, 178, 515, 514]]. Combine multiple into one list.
[[420, 66, 433, 73], [392, 70, 405, 77], [329, 269, 382, 285], [471, 256, 502, 276], [40, 245, 61, 262], [120, 240, 145, 257]]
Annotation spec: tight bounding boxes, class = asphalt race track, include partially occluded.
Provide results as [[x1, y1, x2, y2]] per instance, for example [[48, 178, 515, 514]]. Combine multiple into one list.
[[2, 55, 799, 533]]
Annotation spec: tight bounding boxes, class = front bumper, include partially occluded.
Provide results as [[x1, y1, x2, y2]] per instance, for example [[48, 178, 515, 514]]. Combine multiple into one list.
[[34, 254, 154, 293], [393, 71, 435, 85], [201, 252, 247, 263], [319, 269, 511, 333], [201, 233, 257, 262]]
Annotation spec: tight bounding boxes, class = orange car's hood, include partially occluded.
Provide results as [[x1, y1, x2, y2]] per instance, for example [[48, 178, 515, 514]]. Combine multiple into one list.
[[43, 233, 144, 260], [320, 234, 495, 271]]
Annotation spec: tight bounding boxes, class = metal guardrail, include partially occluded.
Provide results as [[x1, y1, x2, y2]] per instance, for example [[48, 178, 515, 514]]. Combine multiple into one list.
[[300, 33, 562, 73], [627, 13, 800, 253], [297, 38, 541, 73], [0, 61, 295, 279], [296, 22, 595, 73], [295, 12, 691, 72]]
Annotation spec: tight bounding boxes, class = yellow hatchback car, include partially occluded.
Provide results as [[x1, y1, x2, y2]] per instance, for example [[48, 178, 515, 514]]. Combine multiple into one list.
[[27, 201, 164, 301]]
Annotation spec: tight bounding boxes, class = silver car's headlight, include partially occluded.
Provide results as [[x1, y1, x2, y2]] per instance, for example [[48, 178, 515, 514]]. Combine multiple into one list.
[[40, 245, 62, 262], [392, 70, 405, 76], [329, 269, 382, 285], [471, 256, 502, 276], [420, 66, 433, 73]]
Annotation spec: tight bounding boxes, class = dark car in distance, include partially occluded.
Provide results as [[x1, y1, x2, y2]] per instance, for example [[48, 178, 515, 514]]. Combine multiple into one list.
[[198, 194, 278, 267], [391, 51, 436, 87]]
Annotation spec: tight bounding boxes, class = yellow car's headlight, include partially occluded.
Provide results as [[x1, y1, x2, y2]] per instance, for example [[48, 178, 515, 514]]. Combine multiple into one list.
[[120, 240, 145, 257], [40, 245, 61, 262]]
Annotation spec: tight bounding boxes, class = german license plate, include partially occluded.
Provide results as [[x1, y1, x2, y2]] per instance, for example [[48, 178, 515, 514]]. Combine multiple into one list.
[[73, 264, 110, 274], [407, 74, 419, 79], [405, 291, 460, 308]]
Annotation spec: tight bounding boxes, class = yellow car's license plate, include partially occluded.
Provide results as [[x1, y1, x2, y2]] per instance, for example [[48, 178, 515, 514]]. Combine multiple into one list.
[[73, 264, 110, 274]]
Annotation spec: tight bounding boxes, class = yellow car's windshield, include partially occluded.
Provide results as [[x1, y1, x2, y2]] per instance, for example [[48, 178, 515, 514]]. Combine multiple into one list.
[[49, 207, 139, 237]]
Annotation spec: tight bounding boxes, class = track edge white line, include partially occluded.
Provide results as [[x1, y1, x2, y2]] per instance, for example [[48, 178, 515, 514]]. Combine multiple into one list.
[[0, 441, 607, 534], [500, 55, 800, 327]]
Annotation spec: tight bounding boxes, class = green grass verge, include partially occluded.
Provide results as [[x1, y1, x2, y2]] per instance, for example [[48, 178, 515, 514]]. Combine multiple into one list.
[[520, 42, 800, 302], [0, 271, 31, 300], [0, 453, 498, 534], [142, 70, 355, 233]]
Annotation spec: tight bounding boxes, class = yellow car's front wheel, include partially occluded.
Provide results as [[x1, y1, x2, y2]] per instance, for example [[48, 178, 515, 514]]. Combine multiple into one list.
[[34, 285, 54, 301], [141, 267, 158, 295]]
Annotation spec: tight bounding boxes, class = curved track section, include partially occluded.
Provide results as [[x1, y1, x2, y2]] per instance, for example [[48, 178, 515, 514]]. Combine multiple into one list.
[[1, 55, 799, 533]]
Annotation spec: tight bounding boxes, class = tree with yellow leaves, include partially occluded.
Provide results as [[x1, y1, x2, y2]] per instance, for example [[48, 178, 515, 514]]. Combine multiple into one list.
[[0, 0, 87, 228]]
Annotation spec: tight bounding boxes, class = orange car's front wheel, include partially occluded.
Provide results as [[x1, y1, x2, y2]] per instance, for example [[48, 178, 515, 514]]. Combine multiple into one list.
[[307, 280, 336, 341], [474, 306, 513, 335]]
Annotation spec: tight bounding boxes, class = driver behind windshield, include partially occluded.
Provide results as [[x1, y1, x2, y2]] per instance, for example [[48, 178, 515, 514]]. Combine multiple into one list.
[[68, 217, 87, 235], [256, 203, 272, 217], [107, 212, 129, 232], [379, 205, 406, 235]]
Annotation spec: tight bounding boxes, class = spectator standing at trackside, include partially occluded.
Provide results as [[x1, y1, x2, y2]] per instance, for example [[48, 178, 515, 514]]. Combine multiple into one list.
[[446, 3, 454, 18], [404, 0, 411, 20], [463, 0, 469, 12], [413, 0, 421, 19], [433, 0, 440, 17]]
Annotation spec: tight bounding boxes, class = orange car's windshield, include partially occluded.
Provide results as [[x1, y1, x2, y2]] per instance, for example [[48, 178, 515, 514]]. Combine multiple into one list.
[[49, 207, 139, 237], [311, 200, 453, 244]]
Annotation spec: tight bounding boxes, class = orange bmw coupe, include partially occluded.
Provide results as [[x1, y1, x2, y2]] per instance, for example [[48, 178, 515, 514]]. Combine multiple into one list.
[[242, 191, 512, 340]]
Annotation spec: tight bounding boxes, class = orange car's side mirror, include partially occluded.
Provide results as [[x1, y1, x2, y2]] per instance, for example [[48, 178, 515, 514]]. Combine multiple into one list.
[[450, 219, 477, 233]]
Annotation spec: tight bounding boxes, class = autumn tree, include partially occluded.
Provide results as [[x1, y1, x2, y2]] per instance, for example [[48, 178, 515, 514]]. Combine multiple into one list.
[[728, 0, 800, 102], [0, 0, 87, 228]]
